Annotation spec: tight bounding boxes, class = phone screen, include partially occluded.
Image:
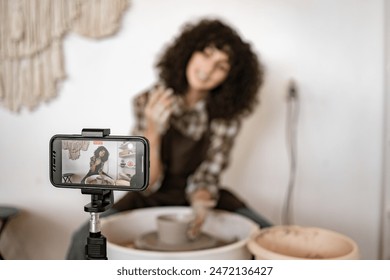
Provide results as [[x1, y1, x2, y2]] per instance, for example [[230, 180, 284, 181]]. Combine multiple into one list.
[[50, 135, 149, 191]]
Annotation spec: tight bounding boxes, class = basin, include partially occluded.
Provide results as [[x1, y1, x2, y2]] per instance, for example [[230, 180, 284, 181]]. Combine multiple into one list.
[[101, 206, 258, 259], [247, 225, 359, 260]]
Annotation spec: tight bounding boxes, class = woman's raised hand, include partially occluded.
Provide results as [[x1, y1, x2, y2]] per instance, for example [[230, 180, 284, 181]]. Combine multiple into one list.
[[145, 84, 175, 134]]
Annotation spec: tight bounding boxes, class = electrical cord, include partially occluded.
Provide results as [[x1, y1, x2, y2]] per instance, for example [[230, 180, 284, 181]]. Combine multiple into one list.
[[282, 80, 300, 225]]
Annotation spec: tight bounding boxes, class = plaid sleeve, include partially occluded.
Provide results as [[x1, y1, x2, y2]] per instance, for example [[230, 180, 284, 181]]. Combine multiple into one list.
[[130, 91, 149, 136], [130, 91, 164, 194], [186, 118, 241, 199]]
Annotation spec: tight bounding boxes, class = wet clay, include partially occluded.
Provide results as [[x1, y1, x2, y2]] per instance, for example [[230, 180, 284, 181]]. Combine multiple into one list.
[[134, 232, 233, 252]]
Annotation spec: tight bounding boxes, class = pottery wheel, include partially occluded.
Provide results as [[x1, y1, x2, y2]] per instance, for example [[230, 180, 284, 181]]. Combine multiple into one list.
[[135, 232, 221, 252]]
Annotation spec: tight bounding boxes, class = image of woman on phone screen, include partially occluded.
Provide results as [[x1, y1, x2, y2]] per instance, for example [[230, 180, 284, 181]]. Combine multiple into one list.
[[81, 146, 113, 185], [67, 18, 272, 259]]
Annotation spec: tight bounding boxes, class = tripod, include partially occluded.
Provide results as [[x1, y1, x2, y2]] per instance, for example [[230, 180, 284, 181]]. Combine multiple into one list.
[[80, 128, 114, 260], [82, 189, 113, 260]]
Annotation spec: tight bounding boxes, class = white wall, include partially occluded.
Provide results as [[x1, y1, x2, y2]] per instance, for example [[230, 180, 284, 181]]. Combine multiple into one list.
[[0, 0, 384, 259]]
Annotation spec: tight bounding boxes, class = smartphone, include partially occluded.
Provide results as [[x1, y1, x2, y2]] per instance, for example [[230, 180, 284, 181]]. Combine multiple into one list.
[[50, 134, 149, 191]]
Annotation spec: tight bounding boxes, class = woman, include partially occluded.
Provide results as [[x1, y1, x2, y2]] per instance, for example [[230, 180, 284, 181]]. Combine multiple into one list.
[[67, 18, 271, 259], [80, 146, 112, 184]]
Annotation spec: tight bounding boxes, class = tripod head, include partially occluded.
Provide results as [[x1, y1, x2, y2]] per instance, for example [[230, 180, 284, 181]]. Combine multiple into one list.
[[82, 189, 113, 213]]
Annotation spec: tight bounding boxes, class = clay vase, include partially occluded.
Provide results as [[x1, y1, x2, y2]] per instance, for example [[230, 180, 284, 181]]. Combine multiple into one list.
[[157, 213, 195, 245]]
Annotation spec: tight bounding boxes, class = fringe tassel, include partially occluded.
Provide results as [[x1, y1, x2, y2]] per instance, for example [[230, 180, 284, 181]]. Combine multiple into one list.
[[72, 0, 128, 39], [0, 0, 129, 113]]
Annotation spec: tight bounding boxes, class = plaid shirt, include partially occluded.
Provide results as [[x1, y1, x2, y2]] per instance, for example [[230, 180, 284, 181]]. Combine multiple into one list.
[[132, 91, 241, 199]]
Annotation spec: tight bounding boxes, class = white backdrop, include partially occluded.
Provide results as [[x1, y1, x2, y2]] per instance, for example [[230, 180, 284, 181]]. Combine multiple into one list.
[[0, 0, 385, 259]]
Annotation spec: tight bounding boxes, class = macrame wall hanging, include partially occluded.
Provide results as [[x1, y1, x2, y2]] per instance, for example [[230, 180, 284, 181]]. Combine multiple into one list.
[[0, 0, 129, 113]]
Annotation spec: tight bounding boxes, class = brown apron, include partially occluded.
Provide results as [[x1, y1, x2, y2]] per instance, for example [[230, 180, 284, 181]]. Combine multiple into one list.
[[113, 126, 246, 212]]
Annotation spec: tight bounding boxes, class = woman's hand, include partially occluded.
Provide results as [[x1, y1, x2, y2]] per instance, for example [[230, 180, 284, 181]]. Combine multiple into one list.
[[94, 158, 102, 166], [89, 157, 100, 172], [145, 85, 175, 135], [187, 189, 217, 240]]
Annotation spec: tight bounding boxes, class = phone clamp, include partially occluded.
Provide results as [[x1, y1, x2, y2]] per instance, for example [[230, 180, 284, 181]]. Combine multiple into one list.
[[81, 128, 111, 137], [81, 128, 113, 260]]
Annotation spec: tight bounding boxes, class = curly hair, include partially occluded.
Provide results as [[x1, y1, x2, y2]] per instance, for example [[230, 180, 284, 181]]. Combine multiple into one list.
[[156, 18, 264, 120], [93, 146, 110, 162]]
